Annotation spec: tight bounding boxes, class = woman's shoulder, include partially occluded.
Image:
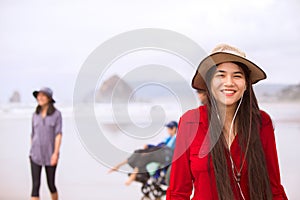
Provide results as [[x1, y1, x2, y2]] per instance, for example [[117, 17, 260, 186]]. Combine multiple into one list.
[[180, 106, 204, 123], [259, 110, 273, 126], [259, 110, 276, 146], [54, 109, 61, 114], [54, 109, 62, 117], [48, 109, 62, 119]]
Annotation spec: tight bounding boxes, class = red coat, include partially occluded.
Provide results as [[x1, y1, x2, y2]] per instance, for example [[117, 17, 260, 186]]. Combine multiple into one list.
[[166, 105, 287, 200]]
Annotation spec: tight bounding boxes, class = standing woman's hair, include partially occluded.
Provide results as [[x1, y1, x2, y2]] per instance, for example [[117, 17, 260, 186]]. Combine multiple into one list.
[[205, 62, 273, 200], [35, 102, 56, 115]]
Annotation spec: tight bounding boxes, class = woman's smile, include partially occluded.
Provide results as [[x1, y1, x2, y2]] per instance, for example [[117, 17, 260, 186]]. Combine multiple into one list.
[[221, 88, 237, 97]]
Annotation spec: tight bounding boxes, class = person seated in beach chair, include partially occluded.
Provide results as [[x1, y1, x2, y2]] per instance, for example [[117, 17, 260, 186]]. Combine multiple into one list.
[[144, 121, 177, 151], [108, 121, 178, 186]]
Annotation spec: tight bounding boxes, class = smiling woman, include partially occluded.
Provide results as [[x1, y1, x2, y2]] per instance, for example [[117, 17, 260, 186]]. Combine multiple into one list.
[[166, 44, 288, 200]]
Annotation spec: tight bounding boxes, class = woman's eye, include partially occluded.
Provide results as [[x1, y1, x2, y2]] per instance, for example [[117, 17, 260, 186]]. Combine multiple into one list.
[[234, 75, 242, 78]]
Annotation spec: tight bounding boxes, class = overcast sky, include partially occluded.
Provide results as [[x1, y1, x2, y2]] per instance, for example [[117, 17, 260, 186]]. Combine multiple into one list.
[[0, 0, 299, 103]]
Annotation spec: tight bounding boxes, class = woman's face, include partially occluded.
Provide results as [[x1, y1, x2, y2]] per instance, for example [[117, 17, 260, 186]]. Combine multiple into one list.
[[37, 92, 51, 107], [210, 62, 246, 107]]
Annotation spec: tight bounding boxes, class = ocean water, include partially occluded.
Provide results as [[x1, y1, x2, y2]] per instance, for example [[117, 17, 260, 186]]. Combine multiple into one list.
[[0, 102, 299, 200]]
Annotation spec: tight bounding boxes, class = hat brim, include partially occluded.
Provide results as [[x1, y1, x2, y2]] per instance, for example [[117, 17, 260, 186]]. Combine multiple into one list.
[[192, 52, 267, 90], [33, 91, 55, 103]]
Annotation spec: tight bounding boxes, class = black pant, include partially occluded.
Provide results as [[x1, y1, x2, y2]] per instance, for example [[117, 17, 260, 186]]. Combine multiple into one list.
[[30, 158, 57, 197], [127, 146, 173, 173]]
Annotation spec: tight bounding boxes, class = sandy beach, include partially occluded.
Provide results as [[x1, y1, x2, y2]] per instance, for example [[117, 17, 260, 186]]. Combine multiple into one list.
[[0, 102, 299, 200]]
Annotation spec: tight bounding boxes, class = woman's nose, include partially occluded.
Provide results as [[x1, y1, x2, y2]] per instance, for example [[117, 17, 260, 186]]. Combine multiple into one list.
[[224, 76, 234, 86]]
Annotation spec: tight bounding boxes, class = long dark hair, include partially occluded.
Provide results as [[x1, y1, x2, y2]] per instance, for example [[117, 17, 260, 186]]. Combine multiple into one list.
[[35, 102, 56, 115], [205, 62, 272, 199]]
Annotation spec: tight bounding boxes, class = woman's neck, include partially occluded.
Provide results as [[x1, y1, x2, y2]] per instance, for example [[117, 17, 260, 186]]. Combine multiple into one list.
[[217, 103, 237, 122], [40, 104, 49, 117]]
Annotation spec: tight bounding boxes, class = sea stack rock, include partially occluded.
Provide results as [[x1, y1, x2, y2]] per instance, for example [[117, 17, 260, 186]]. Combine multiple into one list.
[[280, 83, 300, 101], [95, 75, 133, 103], [9, 91, 21, 103]]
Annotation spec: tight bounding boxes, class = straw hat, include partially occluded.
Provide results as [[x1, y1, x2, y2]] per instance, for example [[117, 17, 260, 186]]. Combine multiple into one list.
[[191, 44, 267, 90]]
